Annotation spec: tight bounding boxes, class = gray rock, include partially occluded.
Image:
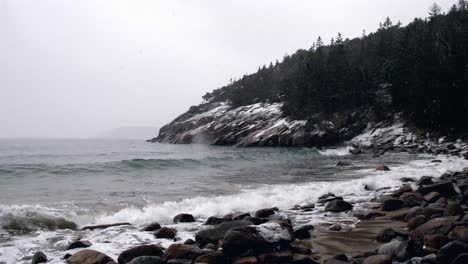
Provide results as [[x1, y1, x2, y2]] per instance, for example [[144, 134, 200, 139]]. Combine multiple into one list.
[[31, 252, 47, 264], [127, 256, 164, 264], [325, 200, 353, 212]]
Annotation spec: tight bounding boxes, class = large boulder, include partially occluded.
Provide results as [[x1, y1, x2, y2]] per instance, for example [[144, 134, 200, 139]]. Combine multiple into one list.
[[294, 225, 314, 239], [173, 214, 196, 223], [193, 251, 224, 264], [436, 241, 468, 264], [142, 222, 161, 231], [162, 244, 206, 262], [67, 240, 92, 250], [418, 181, 457, 197], [324, 200, 353, 212], [411, 217, 454, 241], [204, 216, 231, 225], [67, 249, 115, 264], [118, 245, 164, 264], [127, 256, 164, 264], [407, 215, 427, 230], [399, 192, 424, 207], [154, 227, 177, 239], [254, 208, 276, 218], [222, 221, 295, 256], [195, 220, 253, 246], [380, 198, 403, 211], [32, 252, 47, 264]]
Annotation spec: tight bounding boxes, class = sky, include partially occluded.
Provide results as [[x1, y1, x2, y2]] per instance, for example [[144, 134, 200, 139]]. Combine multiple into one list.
[[0, 0, 457, 138]]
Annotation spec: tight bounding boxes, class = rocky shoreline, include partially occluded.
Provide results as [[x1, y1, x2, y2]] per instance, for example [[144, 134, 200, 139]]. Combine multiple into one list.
[[25, 160, 468, 264]]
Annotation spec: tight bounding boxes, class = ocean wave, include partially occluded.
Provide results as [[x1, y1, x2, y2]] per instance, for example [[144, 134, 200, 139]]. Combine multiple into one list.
[[318, 146, 351, 156]]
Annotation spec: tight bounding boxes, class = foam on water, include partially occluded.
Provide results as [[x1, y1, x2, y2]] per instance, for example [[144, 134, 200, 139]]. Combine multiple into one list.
[[1, 154, 467, 263], [318, 147, 351, 156]]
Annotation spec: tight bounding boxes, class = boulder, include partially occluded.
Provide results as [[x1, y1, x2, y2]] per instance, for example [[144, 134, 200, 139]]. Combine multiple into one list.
[[380, 198, 403, 211], [317, 196, 342, 205], [452, 253, 468, 264], [195, 220, 253, 246], [325, 200, 353, 212], [163, 244, 206, 262], [443, 201, 463, 216], [375, 165, 390, 171], [376, 228, 397, 243], [32, 252, 47, 264], [257, 251, 293, 264], [67, 240, 92, 250], [232, 213, 251, 220], [243, 216, 269, 225], [362, 255, 391, 264], [81, 222, 131, 231], [118, 245, 164, 264], [294, 225, 314, 239], [67, 249, 115, 264], [354, 211, 385, 220], [399, 192, 424, 207], [222, 221, 294, 256], [233, 256, 258, 264], [393, 240, 423, 262], [173, 214, 196, 223], [154, 227, 177, 239], [418, 181, 457, 197], [254, 208, 275, 218], [142, 222, 161, 231], [204, 216, 231, 225], [166, 260, 191, 264], [424, 192, 441, 203], [424, 235, 452, 249], [411, 217, 454, 241], [417, 176, 434, 186], [193, 251, 224, 264], [127, 256, 164, 264], [378, 239, 402, 257], [451, 226, 468, 242], [407, 215, 427, 230], [392, 185, 412, 197], [184, 239, 195, 245], [436, 241, 468, 264], [336, 161, 352, 166]]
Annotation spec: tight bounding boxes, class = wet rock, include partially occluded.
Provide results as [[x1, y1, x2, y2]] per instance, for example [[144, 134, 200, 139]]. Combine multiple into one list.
[[399, 177, 415, 182], [399, 192, 424, 207], [67, 249, 115, 264], [378, 239, 402, 257], [204, 216, 232, 225], [81, 222, 131, 231], [325, 199, 353, 212], [127, 256, 164, 264], [31, 251, 47, 264], [232, 213, 251, 220], [436, 240, 468, 264], [392, 185, 412, 197], [418, 181, 457, 197], [443, 201, 463, 216], [417, 176, 434, 186], [193, 251, 224, 264], [376, 228, 397, 243], [166, 260, 191, 264], [294, 225, 314, 239], [411, 217, 454, 241], [354, 211, 385, 220], [452, 253, 468, 264], [420, 253, 437, 264], [67, 240, 92, 250], [362, 255, 391, 264], [336, 161, 352, 166], [375, 165, 390, 171], [424, 192, 441, 203], [204, 243, 217, 251], [142, 222, 161, 231], [380, 198, 403, 211], [424, 235, 452, 249], [195, 220, 253, 246], [451, 226, 468, 242], [407, 215, 427, 230], [183, 239, 195, 245], [405, 207, 445, 221], [318, 196, 343, 205], [329, 224, 342, 231], [222, 221, 294, 256], [173, 213, 196, 223], [255, 208, 276, 218], [233, 256, 258, 264], [257, 251, 293, 264], [243, 216, 268, 225], [299, 203, 315, 210], [393, 240, 423, 262], [163, 244, 206, 262], [118, 245, 164, 264], [154, 227, 177, 239]]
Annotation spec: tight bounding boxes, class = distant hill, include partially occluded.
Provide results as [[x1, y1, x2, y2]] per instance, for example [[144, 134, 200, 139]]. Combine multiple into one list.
[[97, 126, 159, 139]]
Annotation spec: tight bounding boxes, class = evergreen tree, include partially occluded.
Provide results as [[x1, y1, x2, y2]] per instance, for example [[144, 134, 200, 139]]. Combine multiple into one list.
[[429, 3, 442, 16]]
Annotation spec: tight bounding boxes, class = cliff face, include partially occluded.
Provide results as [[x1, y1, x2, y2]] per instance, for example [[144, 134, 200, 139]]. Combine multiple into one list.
[[151, 100, 383, 147]]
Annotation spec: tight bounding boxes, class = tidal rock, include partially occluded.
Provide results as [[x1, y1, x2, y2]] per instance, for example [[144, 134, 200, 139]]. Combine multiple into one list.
[[257, 251, 293, 264], [162, 244, 206, 262], [417, 176, 434, 186], [222, 221, 294, 256], [31, 251, 47, 264], [399, 192, 424, 207], [204, 216, 232, 225], [325, 200, 353, 212], [393, 240, 423, 262], [294, 225, 314, 239], [173, 213, 196, 223], [67, 249, 115, 264], [362, 255, 391, 264], [166, 260, 191, 264], [411, 217, 454, 241], [329, 224, 342, 231], [436, 240, 468, 264], [443, 201, 463, 216], [378, 239, 402, 257], [254, 208, 275, 218], [142, 222, 161, 231], [418, 181, 457, 197], [195, 220, 253, 246], [424, 192, 441, 203], [336, 161, 352, 166], [380, 198, 403, 211], [452, 253, 468, 264], [232, 213, 251, 220], [184, 239, 195, 245], [67, 240, 92, 250], [154, 227, 177, 239], [233, 256, 258, 264], [81, 222, 131, 231], [375, 165, 390, 171], [424, 235, 452, 249], [451, 226, 468, 242], [392, 185, 412, 197], [127, 256, 164, 264], [243, 216, 269, 225], [118, 245, 164, 264]]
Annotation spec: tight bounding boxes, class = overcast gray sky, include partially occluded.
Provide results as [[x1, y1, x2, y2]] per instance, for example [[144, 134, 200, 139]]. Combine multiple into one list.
[[0, 0, 457, 138]]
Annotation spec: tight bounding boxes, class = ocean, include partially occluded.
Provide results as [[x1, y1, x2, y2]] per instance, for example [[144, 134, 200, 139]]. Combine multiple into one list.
[[1, 139, 467, 263]]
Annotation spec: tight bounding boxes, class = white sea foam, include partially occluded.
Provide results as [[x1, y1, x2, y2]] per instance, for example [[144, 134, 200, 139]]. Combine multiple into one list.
[[318, 146, 351, 156]]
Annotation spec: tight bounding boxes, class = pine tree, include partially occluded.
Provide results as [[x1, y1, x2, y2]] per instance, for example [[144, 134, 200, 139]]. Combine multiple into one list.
[[429, 3, 442, 16], [383, 17, 393, 28], [316, 36, 323, 47], [335, 33, 344, 45], [459, 0, 466, 11]]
